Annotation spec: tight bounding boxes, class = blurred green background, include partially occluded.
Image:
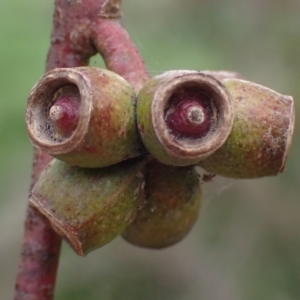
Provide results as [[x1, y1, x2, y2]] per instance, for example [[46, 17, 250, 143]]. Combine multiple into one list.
[[1, 0, 300, 299]]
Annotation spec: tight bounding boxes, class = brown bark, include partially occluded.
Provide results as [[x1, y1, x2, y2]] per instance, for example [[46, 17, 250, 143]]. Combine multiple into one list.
[[14, 1, 149, 299]]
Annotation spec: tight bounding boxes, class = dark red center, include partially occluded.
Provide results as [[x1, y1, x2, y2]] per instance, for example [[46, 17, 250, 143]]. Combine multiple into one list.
[[49, 95, 80, 137], [165, 89, 211, 138]]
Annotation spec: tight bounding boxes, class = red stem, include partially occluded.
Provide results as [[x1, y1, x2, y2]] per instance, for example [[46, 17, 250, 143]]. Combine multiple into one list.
[[14, 0, 149, 299], [15, 151, 58, 300], [91, 19, 150, 91]]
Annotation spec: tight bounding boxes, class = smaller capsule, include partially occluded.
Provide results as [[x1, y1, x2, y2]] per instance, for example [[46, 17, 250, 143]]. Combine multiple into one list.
[[122, 158, 201, 249]]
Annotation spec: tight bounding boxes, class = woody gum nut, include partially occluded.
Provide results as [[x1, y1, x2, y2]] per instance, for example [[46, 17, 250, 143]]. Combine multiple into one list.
[[136, 70, 234, 166], [29, 158, 146, 256], [26, 67, 141, 168], [198, 79, 295, 178], [122, 159, 201, 249]]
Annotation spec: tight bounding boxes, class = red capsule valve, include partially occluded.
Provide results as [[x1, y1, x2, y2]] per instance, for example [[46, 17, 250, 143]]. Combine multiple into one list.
[[49, 91, 80, 137], [165, 89, 211, 139]]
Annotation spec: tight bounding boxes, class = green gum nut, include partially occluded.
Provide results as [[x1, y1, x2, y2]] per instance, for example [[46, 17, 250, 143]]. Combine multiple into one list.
[[122, 158, 201, 249], [136, 70, 234, 166], [29, 158, 146, 256], [26, 67, 141, 168], [198, 79, 295, 178]]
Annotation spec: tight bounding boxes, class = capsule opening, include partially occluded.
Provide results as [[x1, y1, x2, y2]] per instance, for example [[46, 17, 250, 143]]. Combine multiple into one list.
[[29, 76, 83, 147], [161, 76, 229, 152]]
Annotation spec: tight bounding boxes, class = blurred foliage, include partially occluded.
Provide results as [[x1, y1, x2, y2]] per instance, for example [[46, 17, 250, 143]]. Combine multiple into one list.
[[1, 0, 300, 299]]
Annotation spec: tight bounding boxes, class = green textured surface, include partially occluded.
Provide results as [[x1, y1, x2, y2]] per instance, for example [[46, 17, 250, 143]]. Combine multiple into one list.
[[199, 79, 294, 178], [31, 158, 145, 255]]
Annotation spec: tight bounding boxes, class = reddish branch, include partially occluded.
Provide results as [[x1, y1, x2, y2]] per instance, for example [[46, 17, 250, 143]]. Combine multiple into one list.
[[14, 0, 149, 299], [46, 0, 149, 90]]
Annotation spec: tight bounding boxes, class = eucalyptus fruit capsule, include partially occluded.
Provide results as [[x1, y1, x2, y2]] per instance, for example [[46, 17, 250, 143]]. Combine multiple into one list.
[[29, 158, 146, 256], [122, 158, 201, 249], [198, 79, 295, 178], [26, 67, 141, 168], [136, 70, 234, 166]]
